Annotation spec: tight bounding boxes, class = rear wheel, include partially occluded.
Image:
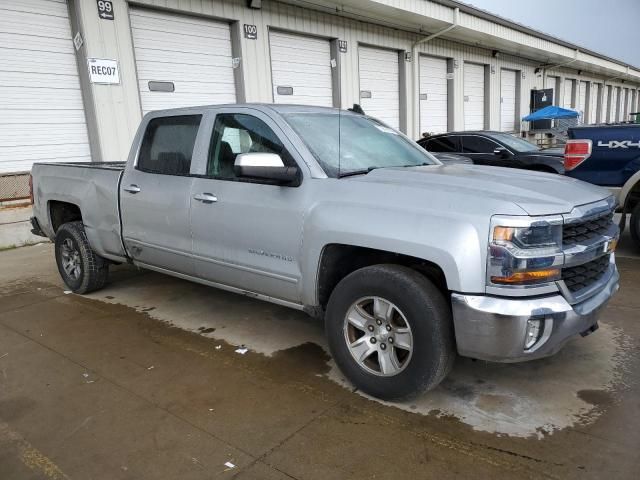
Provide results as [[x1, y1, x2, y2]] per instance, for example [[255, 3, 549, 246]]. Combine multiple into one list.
[[630, 202, 640, 250], [325, 264, 455, 400], [55, 221, 109, 294]]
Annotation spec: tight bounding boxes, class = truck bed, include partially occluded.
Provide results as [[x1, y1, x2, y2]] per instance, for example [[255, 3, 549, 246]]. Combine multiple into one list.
[[35, 161, 126, 171], [31, 162, 128, 262], [567, 124, 640, 186]]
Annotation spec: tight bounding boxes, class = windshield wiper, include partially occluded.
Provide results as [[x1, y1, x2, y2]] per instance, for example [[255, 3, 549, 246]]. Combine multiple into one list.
[[337, 166, 379, 178], [397, 162, 431, 168]]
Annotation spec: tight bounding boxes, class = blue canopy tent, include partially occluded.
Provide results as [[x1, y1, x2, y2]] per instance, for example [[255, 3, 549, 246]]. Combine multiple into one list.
[[522, 106, 579, 121]]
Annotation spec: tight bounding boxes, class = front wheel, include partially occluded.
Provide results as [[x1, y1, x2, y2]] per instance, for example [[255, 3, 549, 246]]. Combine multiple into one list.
[[325, 264, 455, 400], [55, 221, 109, 294]]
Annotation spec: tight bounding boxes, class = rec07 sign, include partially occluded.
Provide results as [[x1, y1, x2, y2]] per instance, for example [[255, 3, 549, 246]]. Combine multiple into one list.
[[87, 58, 120, 84]]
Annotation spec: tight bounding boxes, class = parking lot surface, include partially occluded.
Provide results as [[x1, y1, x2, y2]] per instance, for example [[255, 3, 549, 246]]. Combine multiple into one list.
[[0, 238, 639, 479]]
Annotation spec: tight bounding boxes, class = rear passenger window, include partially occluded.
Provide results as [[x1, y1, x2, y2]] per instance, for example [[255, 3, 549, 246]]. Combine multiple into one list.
[[137, 115, 202, 175], [461, 136, 498, 153], [425, 136, 458, 152]]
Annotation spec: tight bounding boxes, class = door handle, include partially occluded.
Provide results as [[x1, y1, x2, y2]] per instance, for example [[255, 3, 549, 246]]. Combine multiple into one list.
[[123, 184, 141, 194], [193, 193, 218, 204]]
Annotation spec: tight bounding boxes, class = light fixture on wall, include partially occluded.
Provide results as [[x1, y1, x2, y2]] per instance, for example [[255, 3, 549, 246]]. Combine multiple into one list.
[[534, 67, 542, 75], [247, 0, 262, 9], [492, 50, 499, 58], [577, 70, 582, 75]]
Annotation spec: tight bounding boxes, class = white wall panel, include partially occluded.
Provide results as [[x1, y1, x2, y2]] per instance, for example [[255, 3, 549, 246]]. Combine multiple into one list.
[[358, 46, 400, 129], [563, 79, 574, 109], [589, 83, 599, 123], [0, 0, 90, 173], [624, 88, 632, 120], [129, 8, 236, 114], [270, 30, 333, 107], [463, 63, 485, 130], [500, 69, 517, 132], [419, 56, 448, 134], [577, 81, 588, 120]]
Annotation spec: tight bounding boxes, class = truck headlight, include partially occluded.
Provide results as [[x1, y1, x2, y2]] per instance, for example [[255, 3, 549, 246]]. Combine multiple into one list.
[[488, 216, 563, 287]]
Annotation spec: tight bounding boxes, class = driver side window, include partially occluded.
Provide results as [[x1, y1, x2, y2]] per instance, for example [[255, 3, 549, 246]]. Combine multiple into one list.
[[207, 114, 291, 180]]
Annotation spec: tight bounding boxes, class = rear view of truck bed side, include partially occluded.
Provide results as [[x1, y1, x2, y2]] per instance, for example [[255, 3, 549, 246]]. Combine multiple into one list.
[[565, 124, 640, 248], [30, 162, 128, 263]]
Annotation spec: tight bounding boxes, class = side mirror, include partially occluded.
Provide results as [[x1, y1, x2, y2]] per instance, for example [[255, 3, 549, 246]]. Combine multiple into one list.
[[493, 147, 509, 158], [234, 153, 300, 185]]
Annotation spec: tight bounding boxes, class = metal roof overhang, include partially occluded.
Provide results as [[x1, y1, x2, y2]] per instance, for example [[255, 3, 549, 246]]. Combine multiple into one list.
[[280, 0, 640, 83]]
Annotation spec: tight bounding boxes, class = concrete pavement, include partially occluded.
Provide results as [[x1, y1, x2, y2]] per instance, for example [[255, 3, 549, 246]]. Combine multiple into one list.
[[0, 239, 639, 479]]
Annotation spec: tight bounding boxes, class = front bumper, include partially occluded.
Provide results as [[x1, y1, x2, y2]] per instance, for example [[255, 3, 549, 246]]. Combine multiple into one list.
[[450, 265, 619, 362]]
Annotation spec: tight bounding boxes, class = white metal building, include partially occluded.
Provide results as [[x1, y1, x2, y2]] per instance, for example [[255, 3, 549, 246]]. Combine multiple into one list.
[[2, 0, 640, 192], [0, 0, 91, 175]]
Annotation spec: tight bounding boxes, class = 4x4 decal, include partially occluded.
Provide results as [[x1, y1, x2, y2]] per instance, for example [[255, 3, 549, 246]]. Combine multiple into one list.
[[597, 140, 640, 149]]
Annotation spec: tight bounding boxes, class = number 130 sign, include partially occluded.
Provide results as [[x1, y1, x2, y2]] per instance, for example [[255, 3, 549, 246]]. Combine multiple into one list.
[[97, 0, 114, 20]]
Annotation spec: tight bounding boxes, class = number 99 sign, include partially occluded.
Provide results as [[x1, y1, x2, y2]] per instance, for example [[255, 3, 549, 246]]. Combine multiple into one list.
[[97, 0, 115, 20]]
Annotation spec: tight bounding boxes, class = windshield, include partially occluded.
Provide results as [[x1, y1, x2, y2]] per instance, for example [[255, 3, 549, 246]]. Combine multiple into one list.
[[284, 113, 438, 177], [490, 133, 539, 153]]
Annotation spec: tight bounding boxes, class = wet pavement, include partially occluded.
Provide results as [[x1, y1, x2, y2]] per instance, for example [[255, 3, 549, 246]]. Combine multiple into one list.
[[0, 239, 639, 479]]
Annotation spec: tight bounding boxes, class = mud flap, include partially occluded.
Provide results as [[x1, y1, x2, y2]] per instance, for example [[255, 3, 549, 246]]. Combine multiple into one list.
[[580, 322, 599, 337]]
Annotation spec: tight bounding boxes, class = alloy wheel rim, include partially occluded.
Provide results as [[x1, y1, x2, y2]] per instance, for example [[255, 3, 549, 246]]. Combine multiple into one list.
[[343, 296, 414, 377], [60, 238, 82, 281]]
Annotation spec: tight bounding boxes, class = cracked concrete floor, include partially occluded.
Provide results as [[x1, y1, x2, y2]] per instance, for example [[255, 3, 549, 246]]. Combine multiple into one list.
[[0, 242, 639, 479]]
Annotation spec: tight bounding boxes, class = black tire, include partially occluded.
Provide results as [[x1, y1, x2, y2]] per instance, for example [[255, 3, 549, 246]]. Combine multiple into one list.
[[325, 264, 455, 400], [55, 221, 108, 294], [630, 202, 640, 251]]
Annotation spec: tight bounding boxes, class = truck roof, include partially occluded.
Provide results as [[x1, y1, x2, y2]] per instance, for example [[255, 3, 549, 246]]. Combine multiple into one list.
[[145, 103, 352, 117]]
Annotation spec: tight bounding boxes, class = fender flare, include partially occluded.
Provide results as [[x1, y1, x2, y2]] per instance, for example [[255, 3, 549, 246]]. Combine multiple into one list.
[[619, 170, 640, 210]]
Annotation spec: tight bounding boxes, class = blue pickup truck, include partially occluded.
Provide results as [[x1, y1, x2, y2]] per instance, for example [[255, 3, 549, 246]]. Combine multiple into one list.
[[565, 124, 640, 248]]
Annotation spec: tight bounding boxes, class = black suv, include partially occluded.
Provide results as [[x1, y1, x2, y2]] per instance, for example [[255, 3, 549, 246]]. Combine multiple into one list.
[[417, 131, 564, 174]]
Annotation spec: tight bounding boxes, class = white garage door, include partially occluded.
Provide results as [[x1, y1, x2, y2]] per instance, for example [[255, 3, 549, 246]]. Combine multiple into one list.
[[602, 86, 610, 122], [563, 79, 574, 109], [500, 69, 517, 132], [419, 56, 448, 135], [589, 84, 599, 123], [463, 63, 485, 130], [577, 81, 588, 120], [358, 46, 400, 130], [611, 87, 619, 121], [0, 0, 91, 174], [130, 8, 236, 114], [270, 31, 332, 107], [616, 88, 623, 120]]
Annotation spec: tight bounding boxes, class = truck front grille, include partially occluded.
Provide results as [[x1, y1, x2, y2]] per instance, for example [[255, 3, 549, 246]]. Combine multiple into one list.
[[563, 211, 613, 247], [562, 255, 610, 293]]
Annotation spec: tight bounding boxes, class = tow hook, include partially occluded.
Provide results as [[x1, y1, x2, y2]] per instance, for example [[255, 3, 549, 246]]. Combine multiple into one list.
[[580, 322, 599, 337]]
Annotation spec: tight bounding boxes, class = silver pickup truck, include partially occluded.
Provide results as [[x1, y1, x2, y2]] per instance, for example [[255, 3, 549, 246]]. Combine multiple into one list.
[[30, 104, 620, 400]]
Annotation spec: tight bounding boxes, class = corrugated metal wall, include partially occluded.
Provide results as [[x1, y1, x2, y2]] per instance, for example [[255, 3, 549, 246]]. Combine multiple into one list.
[[68, 0, 640, 165]]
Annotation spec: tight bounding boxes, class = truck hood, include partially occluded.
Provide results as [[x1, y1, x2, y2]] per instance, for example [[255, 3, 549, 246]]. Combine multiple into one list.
[[349, 164, 611, 216]]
